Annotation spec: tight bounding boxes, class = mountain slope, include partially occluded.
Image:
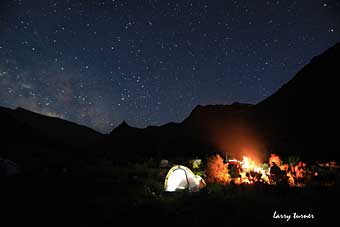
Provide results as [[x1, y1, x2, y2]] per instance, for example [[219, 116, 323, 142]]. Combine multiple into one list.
[[107, 43, 340, 161], [107, 102, 261, 161], [255, 42, 340, 160], [12, 107, 102, 148], [0, 107, 104, 173], [2, 43, 339, 169]]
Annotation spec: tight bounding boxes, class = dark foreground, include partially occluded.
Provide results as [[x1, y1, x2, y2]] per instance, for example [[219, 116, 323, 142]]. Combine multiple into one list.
[[2, 164, 339, 227]]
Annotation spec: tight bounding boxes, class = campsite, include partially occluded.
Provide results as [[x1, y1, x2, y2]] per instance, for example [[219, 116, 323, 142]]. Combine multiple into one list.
[[1, 1, 340, 226], [2, 42, 340, 225], [2, 152, 339, 226]]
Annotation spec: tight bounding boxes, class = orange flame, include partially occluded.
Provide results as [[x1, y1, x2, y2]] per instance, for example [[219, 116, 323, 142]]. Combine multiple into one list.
[[206, 153, 338, 187], [269, 153, 281, 166]]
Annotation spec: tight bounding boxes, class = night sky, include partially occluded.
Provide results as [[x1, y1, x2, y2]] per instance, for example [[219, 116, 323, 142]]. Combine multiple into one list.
[[0, 0, 339, 133]]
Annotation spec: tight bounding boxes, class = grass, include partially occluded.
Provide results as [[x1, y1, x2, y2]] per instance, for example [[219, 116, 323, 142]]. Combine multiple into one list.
[[2, 161, 339, 226], [84, 162, 340, 226]]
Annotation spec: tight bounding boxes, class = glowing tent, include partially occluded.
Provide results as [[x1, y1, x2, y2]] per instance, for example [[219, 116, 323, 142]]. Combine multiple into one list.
[[164, 165, 206, 192]]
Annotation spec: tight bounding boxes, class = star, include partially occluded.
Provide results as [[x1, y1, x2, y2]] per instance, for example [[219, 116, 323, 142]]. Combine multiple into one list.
[[0, 0, 338, 133]]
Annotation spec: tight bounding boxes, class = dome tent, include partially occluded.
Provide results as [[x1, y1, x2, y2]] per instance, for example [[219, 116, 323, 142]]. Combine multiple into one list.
[[164, 165, 206, 192]]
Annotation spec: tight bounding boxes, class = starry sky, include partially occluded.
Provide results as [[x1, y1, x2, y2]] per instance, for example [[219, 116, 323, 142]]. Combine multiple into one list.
[[0, 0, 339, 133]]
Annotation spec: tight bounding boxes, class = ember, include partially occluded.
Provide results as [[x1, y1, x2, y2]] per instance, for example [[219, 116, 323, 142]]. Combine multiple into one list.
[[206, 153, 339, 187]]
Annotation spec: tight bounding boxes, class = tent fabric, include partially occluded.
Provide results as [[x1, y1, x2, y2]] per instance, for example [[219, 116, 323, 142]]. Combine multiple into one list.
[[164, 165, 206, 192]]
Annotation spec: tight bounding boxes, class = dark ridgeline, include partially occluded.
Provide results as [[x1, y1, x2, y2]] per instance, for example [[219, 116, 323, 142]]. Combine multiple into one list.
[[254, 42, 340, 161], [1, 42, 339, 227], [0, 106, 104, 173], [106, 103, 258, 162], [107, 42, 340, 162], [1, 43, 339, 173]]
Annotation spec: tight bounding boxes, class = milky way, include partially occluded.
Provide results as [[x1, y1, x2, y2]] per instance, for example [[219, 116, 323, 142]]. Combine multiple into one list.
[[0, 0, 339, 132]]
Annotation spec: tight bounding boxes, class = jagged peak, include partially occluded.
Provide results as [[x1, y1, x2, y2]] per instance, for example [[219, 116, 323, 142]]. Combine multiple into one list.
[[117, 120, 129, 128], [15, 107, 29, 112], [110, 120, 136, 135]]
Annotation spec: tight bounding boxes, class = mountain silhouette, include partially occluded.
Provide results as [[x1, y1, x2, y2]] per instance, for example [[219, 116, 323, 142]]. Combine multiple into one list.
[[12, 107, 102, 146], [1, 43, 339, 173], [0, 107, 103, 173], [107, 42, 340, 161], [105, 102, 263, 162], [255, 42, 340, 160]]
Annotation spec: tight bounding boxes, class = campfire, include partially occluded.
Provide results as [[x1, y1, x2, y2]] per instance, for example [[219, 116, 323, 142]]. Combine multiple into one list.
[[206, 153, 339, 187]]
